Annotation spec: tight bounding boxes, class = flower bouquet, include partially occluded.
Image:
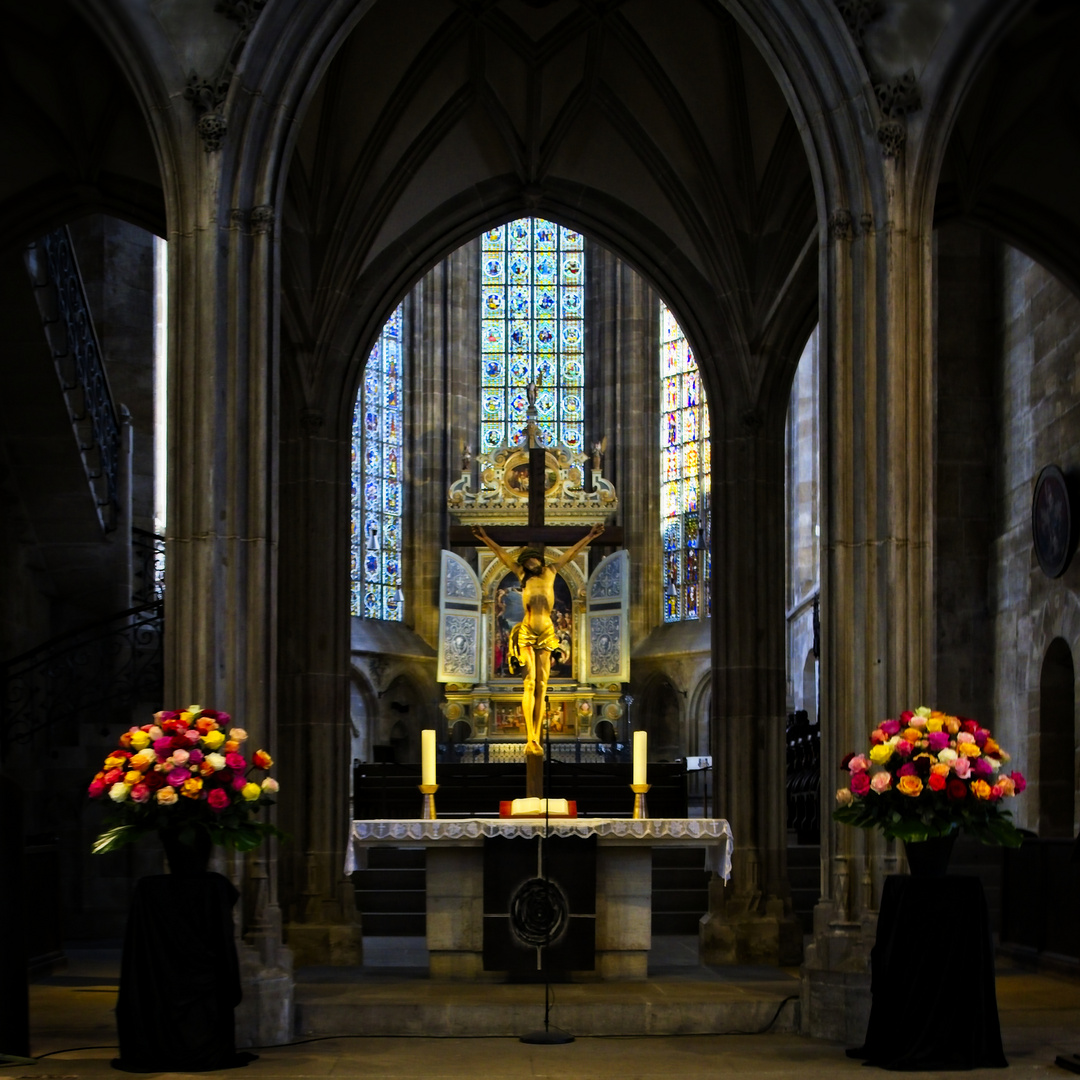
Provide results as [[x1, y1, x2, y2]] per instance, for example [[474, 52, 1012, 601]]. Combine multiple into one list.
[[88, 705, 282, 854], [833, 706, 1025, 845]]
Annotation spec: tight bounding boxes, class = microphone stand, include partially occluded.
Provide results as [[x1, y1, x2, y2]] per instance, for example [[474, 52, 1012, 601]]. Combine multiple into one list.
[[519, 708, 574, 1045]]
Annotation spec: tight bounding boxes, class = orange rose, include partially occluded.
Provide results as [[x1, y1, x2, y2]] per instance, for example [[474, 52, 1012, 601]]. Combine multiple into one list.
[[253, 749, 273, 769], [971, 779, 991, 800], [196, 716, 218, 733], [945, 716, 961, 735], [224, 740, 239, 753], [984, 738, 1000, 755], [930, 763, 950, 777], [898, 775, 923, 797], [200, 759, 216, 777], [902, 727, 923, 744]]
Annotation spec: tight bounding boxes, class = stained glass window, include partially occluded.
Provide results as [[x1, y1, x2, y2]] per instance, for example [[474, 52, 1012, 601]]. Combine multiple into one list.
[[480, 219, 584, 451], [352, 304, 404, 620], [660, 303, 711, 622]]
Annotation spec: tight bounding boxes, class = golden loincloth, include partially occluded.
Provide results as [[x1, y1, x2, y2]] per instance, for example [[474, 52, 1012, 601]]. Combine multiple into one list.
[[508, 621, 561, 670]]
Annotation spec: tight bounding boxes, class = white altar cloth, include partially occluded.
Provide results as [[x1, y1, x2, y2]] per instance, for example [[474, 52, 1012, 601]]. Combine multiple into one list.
[[346, 817, 733, 879]]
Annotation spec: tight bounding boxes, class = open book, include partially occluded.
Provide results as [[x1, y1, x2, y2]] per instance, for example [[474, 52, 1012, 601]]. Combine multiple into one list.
[[508, 797, 572, 817]]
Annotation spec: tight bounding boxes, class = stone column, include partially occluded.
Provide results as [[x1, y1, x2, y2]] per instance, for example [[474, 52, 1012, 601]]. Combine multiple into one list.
[[166, 191, 292, 1041], [801, 180, 934, 1040]]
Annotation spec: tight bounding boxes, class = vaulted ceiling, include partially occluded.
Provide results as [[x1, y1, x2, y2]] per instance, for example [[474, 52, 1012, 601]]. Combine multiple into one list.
[[0, 0, 164, 251], [937, 0, 1080, 295], [281, 0, 817, 398]]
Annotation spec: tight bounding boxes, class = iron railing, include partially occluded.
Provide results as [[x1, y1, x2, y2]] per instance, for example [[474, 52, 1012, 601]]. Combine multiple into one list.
[[0, 602, 164, 755], [25, 227, 120, 532], [132, 528, 166, 605]]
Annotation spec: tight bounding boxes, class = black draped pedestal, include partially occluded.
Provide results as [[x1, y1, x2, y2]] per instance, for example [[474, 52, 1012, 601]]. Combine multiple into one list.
[[114, 872, 247, 1072], [851, 875, 1007, 1071]]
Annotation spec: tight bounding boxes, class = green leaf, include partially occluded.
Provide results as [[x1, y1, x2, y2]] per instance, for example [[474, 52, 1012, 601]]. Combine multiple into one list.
[[92, 824, 138, 855]]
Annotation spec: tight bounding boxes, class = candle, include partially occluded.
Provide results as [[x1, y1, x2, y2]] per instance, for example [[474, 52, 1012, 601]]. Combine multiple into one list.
[[422, 729, 436, 787], [633, 730, 647, 786]]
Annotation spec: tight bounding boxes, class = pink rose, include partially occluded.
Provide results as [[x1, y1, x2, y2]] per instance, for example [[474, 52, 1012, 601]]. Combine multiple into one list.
[[153, 737, 173, 754], [232, 775, 247, 791], [870, 772, 892, 793], [850, 772, 870, 796], [848, 754, 871, 773], [1010, 770, 1026, 793], [88, 779, 106, 799], [188, 749, 204, 763], [130, 783, 151, 803], [894, 739, 914, 758], [207, 788, 230, 811], [952, 757, 971, 779], [897, 763, 916, 777], [927, 731, 949, 752], [184, 729, 202, 744], [171, 749, 190, 765], [225, 752, 247, 771], [167, 766, 190, 787], [880, 720, 901, 737]]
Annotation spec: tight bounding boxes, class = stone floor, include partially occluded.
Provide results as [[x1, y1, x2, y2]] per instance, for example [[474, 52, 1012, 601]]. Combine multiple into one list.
[[7, 938, 1080, 1079]]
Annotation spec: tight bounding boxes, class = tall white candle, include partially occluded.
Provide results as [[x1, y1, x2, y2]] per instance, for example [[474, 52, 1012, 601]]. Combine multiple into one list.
[[633, 730, 647, 786], [422, 729, 436, 787]]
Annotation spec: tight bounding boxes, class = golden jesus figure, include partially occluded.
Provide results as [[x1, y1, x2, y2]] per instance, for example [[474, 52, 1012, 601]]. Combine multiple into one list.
[[473, 523, 604, 756]]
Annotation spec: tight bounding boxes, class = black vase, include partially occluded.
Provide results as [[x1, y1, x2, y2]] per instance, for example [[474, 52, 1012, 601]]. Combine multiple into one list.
[[158, 828, 212, 875], [903, 830, 958, 877]]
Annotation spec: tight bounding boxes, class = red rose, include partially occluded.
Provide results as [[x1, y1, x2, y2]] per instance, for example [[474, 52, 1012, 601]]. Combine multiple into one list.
[[900, 710, 914, 724], [103, 768, 123, 786], [88, 779, 106, 799], [840, 753, 855, 770], [1009, 770, 1026, 793], [927, 773, 946, 792], [961, 719, 978, 735], [850, 772, 870, 796], [145, 770, 166, 790], [946, 778, 967, 801], [207, 788, 230, 811]]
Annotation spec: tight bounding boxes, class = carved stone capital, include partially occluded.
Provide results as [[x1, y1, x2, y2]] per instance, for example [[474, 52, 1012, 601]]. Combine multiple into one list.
[[230, 207, 246, 227], [877, 120, 906, 159], [875, 70, 921, 119], [214, 0, 267, 35], [184, 70, 229, 116], [827, 209, 854, 241], [834, 0, 885, 46], [251, 205, 275, 236], [197, 112, 228, 153], [300, 408, 325, 435]]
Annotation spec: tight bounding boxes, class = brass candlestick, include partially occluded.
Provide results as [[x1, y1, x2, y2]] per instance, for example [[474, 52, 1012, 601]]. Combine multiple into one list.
[[631, 783, 651, 820], [419, 783, 438, 820]]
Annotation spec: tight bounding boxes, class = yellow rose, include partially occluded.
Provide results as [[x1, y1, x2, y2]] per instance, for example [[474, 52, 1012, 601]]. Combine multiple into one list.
[[130, 730, 151, 750], [898, 775, 923, 797], [241, 782, 262, 802], [182, 777, 203, 798], [925, 717, 944, 733], [124, 770, 142, 786], [971, 779, 991, 800], [104, 753, 127, 768], [869, 743, 894, 765], [156, 787, 179, 805], [202, 729, 226, 750], [957, 742, 981, 757]]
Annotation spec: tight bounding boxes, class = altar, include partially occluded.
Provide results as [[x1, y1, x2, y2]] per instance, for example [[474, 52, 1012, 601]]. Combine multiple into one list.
[[347, 817, 732, 980]]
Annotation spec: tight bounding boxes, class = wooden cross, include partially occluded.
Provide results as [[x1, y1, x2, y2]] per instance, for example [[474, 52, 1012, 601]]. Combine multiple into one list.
[[448, 386, 623, 550]]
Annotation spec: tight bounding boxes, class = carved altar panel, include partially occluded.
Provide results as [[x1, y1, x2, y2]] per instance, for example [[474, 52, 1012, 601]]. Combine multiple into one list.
[[438, 551, 482, 682], [587, 550, 630, 683]]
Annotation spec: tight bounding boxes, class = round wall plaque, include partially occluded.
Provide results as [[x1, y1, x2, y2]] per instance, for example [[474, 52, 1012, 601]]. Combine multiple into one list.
[[1032, 464, 1075, 579]]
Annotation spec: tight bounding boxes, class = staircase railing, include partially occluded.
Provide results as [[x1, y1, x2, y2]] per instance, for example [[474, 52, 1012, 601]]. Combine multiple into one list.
[[786, 708, 821, 844], [24, 227, 121, 533], [0, 601, 164, 755], [132, 527, 166, 605]]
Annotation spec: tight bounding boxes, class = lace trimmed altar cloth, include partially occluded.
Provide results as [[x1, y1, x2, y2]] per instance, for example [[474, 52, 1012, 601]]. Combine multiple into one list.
[[346, 817, 733, 879]]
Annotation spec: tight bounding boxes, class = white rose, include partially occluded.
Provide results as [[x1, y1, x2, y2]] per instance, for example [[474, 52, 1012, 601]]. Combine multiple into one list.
[[988, 757, 1001, 772], [109, 782, 130, 802], [206, 752, 227, 771], [228, 727, 248, 742], [936, 748, 958, 764], [261, 777, 279, 794]]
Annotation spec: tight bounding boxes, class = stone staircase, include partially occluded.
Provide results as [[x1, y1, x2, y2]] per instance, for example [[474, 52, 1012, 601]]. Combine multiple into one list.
[[651, 846, 710, 934]]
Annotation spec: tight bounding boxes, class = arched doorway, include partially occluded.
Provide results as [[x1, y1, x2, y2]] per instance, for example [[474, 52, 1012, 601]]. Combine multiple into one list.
[[1039, 637, 1076, 839]]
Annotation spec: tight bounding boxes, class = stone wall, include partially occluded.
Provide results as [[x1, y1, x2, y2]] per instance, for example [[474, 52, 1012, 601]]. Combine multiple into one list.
[[993, 245, 1080, 836]]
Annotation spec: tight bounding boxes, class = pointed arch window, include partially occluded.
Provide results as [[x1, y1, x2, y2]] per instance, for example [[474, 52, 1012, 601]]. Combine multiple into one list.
[[479, 218, 585, 450], [660, 303, 711, 622], [351, 304, 404, 620]]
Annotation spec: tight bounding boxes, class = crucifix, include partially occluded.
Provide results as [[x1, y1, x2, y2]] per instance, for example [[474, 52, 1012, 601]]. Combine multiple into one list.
[[449, 384, 622, 797]]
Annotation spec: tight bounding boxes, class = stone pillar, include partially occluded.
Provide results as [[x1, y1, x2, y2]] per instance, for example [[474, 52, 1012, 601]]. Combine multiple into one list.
[[699, 404, 801, 965], [801, 176, 934, 1037]]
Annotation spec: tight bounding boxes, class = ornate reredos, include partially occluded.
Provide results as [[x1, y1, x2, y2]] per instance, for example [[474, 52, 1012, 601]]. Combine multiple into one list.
[[448, 440, 617, 526]]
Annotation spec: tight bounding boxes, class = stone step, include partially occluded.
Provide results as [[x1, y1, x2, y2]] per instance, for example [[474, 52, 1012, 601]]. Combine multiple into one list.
[[294, 972, 801, 1037], [360, 912, 426, 936]]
